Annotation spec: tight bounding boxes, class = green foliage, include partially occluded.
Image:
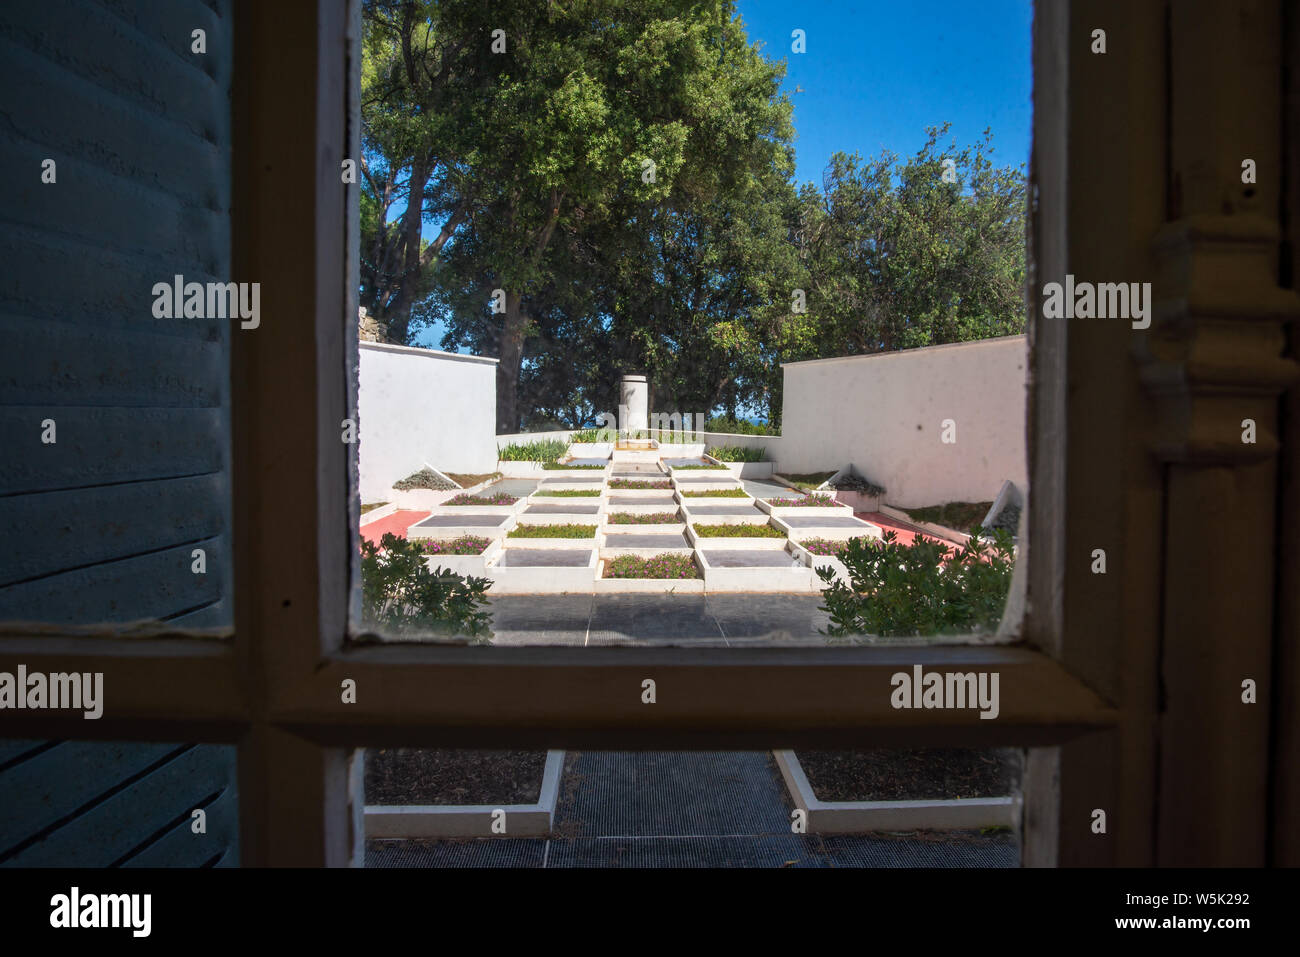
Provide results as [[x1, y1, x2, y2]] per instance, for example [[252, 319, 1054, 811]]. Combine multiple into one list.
[[498, 439, 567, 462], [507, 523, 597, 538], [705, 416, 778, 436], [681, 488, 750, 498], [901, 502, 995, 535], [606, 512, 680, 524], [392, 468, 457, 491], [533, 488, 601, 497], [707, 445, 767, 462], [819, 528, 1016, 638], [778, 471, 836, 491], [568, 427, 612, 443], [360, 533, 492, 637], [672, 463, 728, 470], [691, 522, 783, 538], [604, 553, 700, 579], [608, 478, 673, 490], [541, 462, 607, 470]]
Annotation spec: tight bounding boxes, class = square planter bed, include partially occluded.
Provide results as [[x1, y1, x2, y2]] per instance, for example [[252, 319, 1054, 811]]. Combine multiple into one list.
[[879, 504, 973, 546], [505, 521, 599, 544], [365, 749, 565, 839], [666, 457, 728, 472], [697, 545, 815, 592], [758, 493, 855, 518], [594, 553, 706, 594], [773, 513, 884, 541], [430, 492, 525, 515], [680, 503, 768, 524], [529, 489, 607, 506], [485, 547, 598, 593], [537, 476, 607, 493], [605, 498, 682, 516], [773, 749, 1019, 834], [687, 521, 789, 549], [787, 536, 880, 586], [407, 512, 514, 540], [598, 529, 693, 558], [417, 537, 504, 578], [516, 507, 604, 529], [653, 442, 706, 457], [712, 459, 775, 480], [359, 502, 400, 525]]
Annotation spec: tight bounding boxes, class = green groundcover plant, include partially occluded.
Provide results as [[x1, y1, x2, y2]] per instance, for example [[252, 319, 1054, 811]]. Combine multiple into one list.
[[446, 492, 518, 506], [360, 533, 491, 638], [691, 522, 783, 538], [507, 523, 598, 538], [799, 538, 854, 557], [707, 445, 767, 462], [392, 468, 457, 491], [672, 463, 728, 470], [682, 488, 749, 498], [819, 528, 1016, 638], [534, 488, 601, 497], [542, 462, 607, 470], [606, 512, 679, 524], [604, 553, 700, 579], [608, 478, 673, 490], [765, 494, 839, 507], [568, 427, 613, 442], [498, 439, 567, 462], [778, 471, 836, 491], [419, 535, 492, 556]]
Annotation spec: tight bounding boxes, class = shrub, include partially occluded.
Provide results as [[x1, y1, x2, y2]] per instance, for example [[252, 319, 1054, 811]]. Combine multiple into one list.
[[507, 523, 597, 538], [707, 444, 767, 462], [829, 473, 886, 496], [534, 488, 601, 497], [606, 511, 679, 524], [604, 553, 700, 579], [691, 522, 783, 538], [541, 462, 606, 470], [392, 468, 456, 491], [419, 535, 492, 556], [608, 478, 672, 490], [681, 488, 749, 498], [765, 494, 839, 507], [360, 533, 491, 637], [498, 438, 567, 462], [704, 416, 779, 436], [445, 492, 518, 506], [819, 528, 1016, 638]]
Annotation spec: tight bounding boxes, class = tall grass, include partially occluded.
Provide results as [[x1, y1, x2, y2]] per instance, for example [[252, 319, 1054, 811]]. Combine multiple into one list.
[[498, 438, 567, 462]]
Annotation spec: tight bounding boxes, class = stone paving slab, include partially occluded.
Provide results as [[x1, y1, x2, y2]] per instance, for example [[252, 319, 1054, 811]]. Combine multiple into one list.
[[523, 503, 601, 514], [411, 514, 510, 528], [494, 548, 593, 567], [602, 532, 691, 549], [780, 514, 876, 528], [700, 549, 797, 568]]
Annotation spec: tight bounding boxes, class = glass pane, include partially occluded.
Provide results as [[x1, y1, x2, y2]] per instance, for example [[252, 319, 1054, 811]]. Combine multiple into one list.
[[352, 0, 1031, 647]]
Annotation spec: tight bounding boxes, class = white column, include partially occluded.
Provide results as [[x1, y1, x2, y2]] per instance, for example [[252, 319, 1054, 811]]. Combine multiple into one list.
[[620, 374, 648, 434]]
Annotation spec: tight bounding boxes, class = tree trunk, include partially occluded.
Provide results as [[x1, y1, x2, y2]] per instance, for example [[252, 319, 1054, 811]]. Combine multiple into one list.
[[383, 153, 430, 345], [496, 292, 527, 433]]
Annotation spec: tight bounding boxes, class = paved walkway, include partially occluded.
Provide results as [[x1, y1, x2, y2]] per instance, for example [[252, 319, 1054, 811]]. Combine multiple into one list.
[[366, 751, 1018, 868]]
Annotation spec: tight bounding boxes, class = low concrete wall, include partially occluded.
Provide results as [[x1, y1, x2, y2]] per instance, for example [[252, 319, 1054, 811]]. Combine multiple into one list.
[[779, 336, 1027, 508], [358, 342, 499, 502]]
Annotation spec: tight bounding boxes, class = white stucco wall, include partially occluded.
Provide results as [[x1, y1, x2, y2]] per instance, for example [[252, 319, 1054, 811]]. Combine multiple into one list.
[[358, 342, 499, 501], [779, 336, 1028, 508]]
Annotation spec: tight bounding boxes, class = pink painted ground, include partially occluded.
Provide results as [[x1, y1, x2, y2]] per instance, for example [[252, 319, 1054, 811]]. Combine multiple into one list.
[[359, 509, 429, 545], [855, 511, 958, 546]]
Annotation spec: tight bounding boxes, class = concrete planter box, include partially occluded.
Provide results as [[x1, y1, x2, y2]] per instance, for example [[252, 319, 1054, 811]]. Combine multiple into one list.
[[686, 523, 788, 549], [679, 505, 765, 526], [419, 539, 504, 579], [820, 465, 885, 513], [497, 460, 546, 477], [359, 502, 400, 525], [529, 489, 608, 505], [513, 507, 602, 526], [654, 442, 707, 457], [773, 515, 884, 542], [697, 546, 815, 592], [773, 750, 1019, 833], [600, 520, 687, 538], [365, 750, 565, 839], [788, 540, 851, 587], [431, 499, 525, 516], [714, 460, 774, 479], [485, 548, 598, 594], [879, 504, 970, 546], [566, 442, 614, 458], [595, 556, 706, 593], [605, 488, 676, 502], [505, 528, 599, 547], [758, 497, 855, 518], [406, 513, 515, 541], [606, 501, 683, 517], [389, 487, 462, 510]]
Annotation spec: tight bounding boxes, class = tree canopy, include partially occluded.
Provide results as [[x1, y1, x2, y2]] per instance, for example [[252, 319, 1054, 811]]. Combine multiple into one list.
[[361, 1, 1027, 432]]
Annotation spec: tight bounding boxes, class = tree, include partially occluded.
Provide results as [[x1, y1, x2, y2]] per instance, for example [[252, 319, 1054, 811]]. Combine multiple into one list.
[[795, 125, 1026, 358]]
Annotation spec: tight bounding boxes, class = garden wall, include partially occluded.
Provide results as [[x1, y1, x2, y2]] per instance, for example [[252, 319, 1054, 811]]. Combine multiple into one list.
[[778, 336, 1028, 508], [358, 342, 499, 501]]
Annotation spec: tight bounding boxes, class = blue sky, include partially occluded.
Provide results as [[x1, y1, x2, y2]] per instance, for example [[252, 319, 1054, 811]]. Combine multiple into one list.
[[411, 0, 1032, 349], [735, 0, 1033, 188]]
